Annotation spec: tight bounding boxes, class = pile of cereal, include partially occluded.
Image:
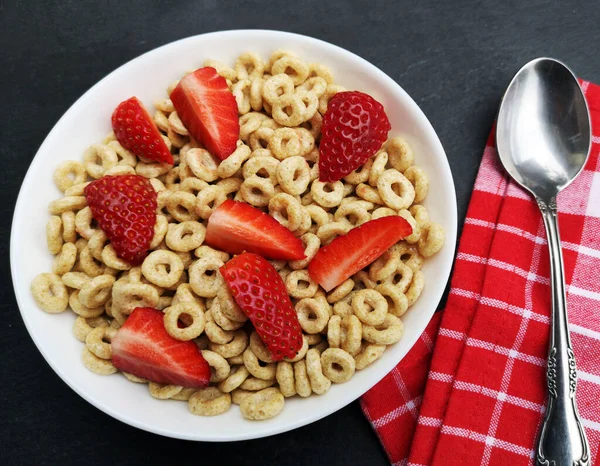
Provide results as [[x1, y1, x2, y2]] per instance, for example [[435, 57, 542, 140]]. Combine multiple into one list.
[[31, 50, 445, 420]]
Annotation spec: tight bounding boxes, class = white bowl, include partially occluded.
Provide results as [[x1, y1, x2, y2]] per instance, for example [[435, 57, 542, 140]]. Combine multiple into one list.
[[11, 29, 457, 441]]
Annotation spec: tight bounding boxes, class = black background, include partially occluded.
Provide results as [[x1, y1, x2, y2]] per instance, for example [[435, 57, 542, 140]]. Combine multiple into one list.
[[2, 1, 600, 465]]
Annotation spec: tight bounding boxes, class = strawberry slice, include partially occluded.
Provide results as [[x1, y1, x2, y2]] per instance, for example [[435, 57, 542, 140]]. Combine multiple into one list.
[[111, 97, 173, 165], [170, 67, 239, 160], [220, 253, 303, 361], [205, 200, 305, 260], [111, 307, 211, 388], [308, 217, 412, 292]]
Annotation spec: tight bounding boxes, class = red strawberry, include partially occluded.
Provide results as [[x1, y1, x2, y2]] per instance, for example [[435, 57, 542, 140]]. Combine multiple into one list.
[[170, 67, 239, 160], [84, 174, 157, 265], [319, 91, 391, 182], [111, 307, 210, 388], [308, 217, 412, 291], [111, 97, 173, 165], [205, 200, 305, 261], [220, 253, 303, 361]]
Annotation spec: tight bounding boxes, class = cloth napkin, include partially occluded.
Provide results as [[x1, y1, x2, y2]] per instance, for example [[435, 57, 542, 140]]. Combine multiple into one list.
[[361, 80, 600, 466]]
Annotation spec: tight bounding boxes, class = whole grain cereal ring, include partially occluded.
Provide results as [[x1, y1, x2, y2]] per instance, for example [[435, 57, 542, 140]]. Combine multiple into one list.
[[332, 293, 354, 318], [386, 137, 414, 173], [341, 314, 363, 356], [172, 283, 205, 310], [46, 215, 63, 254], [136, 161, 172, 178], [73, 316, 108, 342], [271, 93, 308, 127], [194, 245, 230, 264], [111, 279, 159, 315], [216, 178, 243, 199], [48, 196, 87, 215], [297, 76, 327, 98], [308, 62, 334, 84], [69, 290, 103, 319], [141, 250, 184, 288], [189, 256, 224, 298], [107, 140, 137, 167], [217, 287, 247, 322], [164, 166, 184, 188], [165, 221, 205, 252], [268, 193, 303, 231], [318, 84, 346, 114], [276, 361, 296, 397], [293, 360, 312, 397], [269, 127, 302, 160], [208, 329, 248, 358], [409, 204, 430, 229], [368, 151, 389, 187], [395, 242, 424, 272], [100, 245, 131, 272], [149, 177, 167, 194], [355, 343, 387, 370], [418, 223, 445, 258], [83, 144, 118, 179], [249, 78, 264, 112], [285, 270, 318, 299], [404, 166, 429, 203], [293, 207, 312, 237], [74, 206, 96, 240], [148, 383, 183, 400], [249, 331, 275, 363], [205, 321, 235, 344], [326, 279, 355, 304], [154, 110, 169, 132], [210, 299, 245, 331], [201, 349, 231, 383], [276, 156, 310, 195], [240, 387, 284, 420], [168, 125, 189, 148], [163, 302, 206, 341], [147, 215, 168, 250], [217, 144, 252, 179], [334, 202, 371, 227], [85, 326, 117, 360], [243, 348, 276, 381], [231, 388, 253, 405], [233, 52, 264, 80], [52, 242, 77, 275], [186, 148, 219, 182], [406, 270, 425, 306], [294, 128, 315, 156], [398, 209, 421, 244], [351, 289, 387, 326], [54, 161, 87, 192], [170, 387, 196, 401], [166, 191, 199, 222], [300, 110, 323, 140], [249, 126, 274, 151], [356, 183, 383, 204], [262, 74, 294, 104], [317, 221, 351, 245], [320, 348, 356, 383], [189, 387, 231, 416], [296, 298, 330, 334], [232, 79, 252, 115], [240, 376, 275, 391], [311, 180, 344, 208], [281, 334, 308, 363], [82, 346, 117, 375], [305, 348, 331, 395], [157, 294, 173, 310], [121, 371, 148, 384], [295, 90, 319, 121], [383, 262, 414, 293], [271, 55, 309, 85], [304, 204, 329, 229], [167, 110, 188, 136], [343, 159, 373, 185], [79, 274, 115, 308], [217, 365, 250, 393], [239, 112, 265, 140], [154, 97, 175, 113], [327, 315, 342, 348], [64, 182, 90, 197], [105, 165, 136, 176], [31, 273, 69, 313], [240, 175, 275, 207], [362, 314, 404, 345], [377, 169, 415, 210], [369, 249, 401, 282], [376, 282, 409, 317], [242, 155, 279, 185], [203, 58, 237, 81], [289, 233, 320, 270]]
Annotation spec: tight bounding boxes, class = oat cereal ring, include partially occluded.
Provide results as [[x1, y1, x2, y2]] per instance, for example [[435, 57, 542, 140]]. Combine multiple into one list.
[[234, 52, 264, 80], [69, 290, 104, 318], [284, 269, 318, 299], [271, 93, 309, 127], [136, 161, 172, 178], [51, 242, 77, 276], [82, 346, 117, 375], [210, 299, 245, 331], [342, 160, 372, 186], [239, 112, 265, 140], [403, 166, 429, 204], [79, 274, 115, 308], [262, 74, 295, 104], [242, 348, 276, 381], [216, 178, 243, 200], [311, 180, 344, 208], [240, 387, 284, 420], [269, 127, 302, 160], [218, 365, 250, 393], [172, 283, 205, 310], [398, 209, 421, 244], [409, 205, 430, 229], [304, 204, 329, 229], [194, 245, 230, 264], [100, 245, 131, 272], [325, 278, 354, 304], [320, 348, 356, 384], [366, 150, 388, 186], [242, 155, 279, 185], [232, 79, 252, 115], [296, 298, 330, 334], [189, 387, 231, 416], [355, 343, 387, 370], [165, 191, 199, 222], [276, 361, 296, 397], [164, 221, 205, 253], [418, 222, 445, 258], [316, 221, 351, 245], [266, 193, 302, 231], [209, 329, 248, 359], [111, 279, 159, 315], [382, 262, 414, 294], [369, 249, 401, 282], [292, 360, 312, 397], [356, 183, 383, 205], [149, 177, 167, 194], [375, 283, 409, 317], [167, 387, 194, 401], [74, 207, 95, 240], [394, 242, 424, 272], [216, 287, 247, 323], [293, 207, 312, 237], [240, 175, 275, 207], [307, 62, 334, 84], [48, 196, 87, 215], [341, 315, 362, 356], [64, 181, 90, 197], [271, 55, 309, 85], [406, 270, 425, 306], [146, 216, 167, 250], [334, 202, 371, 227], [196, 185, 228, 219], [386, 137, 414, 172], [289, 233, 320, 270], [305, 348, 331, 395], [83, 144, 118, 179], [362, 314, 404, 345], [249, 126, 274, 151], [164, 166, 184, 188], [248, 331, 275, 363], [189, 256, 224, 298], [249, 78, 264, 112], [167, 110, 189, 136], [205, 321, 235, 344], [157, 294, 173, 310], [186, 148, 219, 183], [105, 165, 136, 176], [332, 295, 354, 318], [73, 316, 108, 342], [85, 326, 117, 360], [299, 110, 322, 140], [276, 156, 311, 195], [163, 302, 206, 341], [318, 84, 346, 114], [231, 388, 253, 405], [203, 59, 237, 81], [240, 376, 275, 392], [148, 382, 184, 400], [297, 76, 327, 98], [54, 161, 87, 192], [154, 110, 169, 133], [294, 127, 316, 155], [46, 216, 64, 254], [107, 140, 137, 167], [178, 179, 207, 198], [154, 97, 175, 113], [201, 350, 231, 383], [327, 315, 342, 348], [295, 89, 319, 121], [377, 169, 415, 210], [31, 273, 69, 313], [351, 289, 388, 326]]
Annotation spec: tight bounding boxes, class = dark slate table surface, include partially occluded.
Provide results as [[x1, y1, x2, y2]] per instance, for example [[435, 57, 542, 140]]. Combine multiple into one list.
[[2, 1, 600, 465]]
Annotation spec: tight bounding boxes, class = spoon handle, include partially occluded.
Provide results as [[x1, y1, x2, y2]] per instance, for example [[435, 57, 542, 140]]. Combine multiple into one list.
[[536, 197, 589, 466]]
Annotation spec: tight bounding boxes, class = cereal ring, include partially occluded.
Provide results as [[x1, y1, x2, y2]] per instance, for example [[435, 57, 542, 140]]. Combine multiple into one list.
[[382, 262, 414, 293], [54, 161, 87, 192], [332, 293, 354, 318], [320, 348, 356, 383], [369, 249, 401, 282], [362, 314, 404, 345], [105, 165, 136, 176], [194, 245, 230, 264], [242, 155, 279, 185], [311, 180, 344, 208], [186, 148, 219, 182], [276, 156, 310, 195], [289, 233, 320, 270], [172, 283, 206, 310], [217, 144, 252, 179], [73, 316, 108, 342], [210, 299, 245, 331], [135, 161, 172, 178], [304, 204, 329, 229], [208, 330, 248, 358], [326, 279, 355, 304], [356, 183, 383, 204], [249, 78, 264, 112], [205, 321, 235, 344], [292, 360, 311, 397], [85, 326, 117, 360], [262, 73, 295, 104], [398, 209, 421, 244], [189, 256, 224, 298], [98, 245, 129, 272], [31, 273, 69, 313], [294, 128, 315, 156], [297, 76, 327, 98], [83, 144, 118, 179], [300, 110, 323, 140], [218, 365, 250, 393], [249, 331, 275, 363], [121, 371, 148, 384], [79, 274, 115, 308], [165, 221, 205, 253], [82, 346, 117, 375], [305, 348, 331, 395], [249, 126, 274, 151], [240, 175, 275, 207], [241, 378, 276, 392], [342, 159, 373, 185], [154, 110, 169, 132], [234, 52, 264, 80], [368, 151, 389, 186], [269, 127, 302, 160], [296, 298, 330, 334], [243, 348, 277, 381], [73, 206, 95, 240], [334, 202, 371, 227], [111, 279, 159, 315], [52, 242, 77, 275], [276, 361, 296, 397], [318, 84, 346, 114], [308, 62, 334, 84], [377, 169, 415, 210], [327, 315, 342, 348], [232, 79, 252, 115], [46, 216, 64, 255], [409, 204, 430, 229], [167, 387, 194, 401], [141, 250, 184, 288], [148, 382, 184, 399], [107, 140, 137, 167], [271, 93, 308, 127], [316, 221, 351, 245], [240, 387, 284, 420], [351, 289, 387, 326], [418, 223, 445, 258], [217, 178, 243, 200], [370, 207, 396, 220], [163, 302, 206, 341], [167, 110, 188, 136], [217, 287, 247, 322], [355, 343, 387, 370], [341, 314, 363, 356], [406, 270, 425, 306], [189, 387, 231, 416], [285, 270, 318, 299], [165, 191, 199, 222], [386, 137, 414, 172], [48, 196, 87, 215], [64, 182, 90, 197], [375, 283, 408, 317], [268, 193, 304, 231], [271, 55, 309, 85], [69, 290, 104, 318], [404, 166, 429, 204], [154, 97, 175, 113], [239, 112, 265, 141], [201, 349, 231, 383], [203, 59, 237, 81]]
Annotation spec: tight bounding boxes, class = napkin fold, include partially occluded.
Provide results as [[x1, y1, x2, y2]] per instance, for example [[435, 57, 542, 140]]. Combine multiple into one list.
[[362, 80, 600, 466]]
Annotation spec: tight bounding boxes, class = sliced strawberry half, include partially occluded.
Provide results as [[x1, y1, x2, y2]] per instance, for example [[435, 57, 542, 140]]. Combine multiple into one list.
[[111, 307, 210, 388], [220, 253, 303, 361], [205, 200, 305, 260], [170, 67, 239, 160], [308, 217, 412, 292]]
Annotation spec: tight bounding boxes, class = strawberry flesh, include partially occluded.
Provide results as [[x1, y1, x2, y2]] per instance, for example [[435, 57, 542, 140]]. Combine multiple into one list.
[[220, 253, 303, 361], [308, 217, 412, 291], [111, 307, 210, 388], [170, 67, 239, 160], [205, 200, 305, 260]]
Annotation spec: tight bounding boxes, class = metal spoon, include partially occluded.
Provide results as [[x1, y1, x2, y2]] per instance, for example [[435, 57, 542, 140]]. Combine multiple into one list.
[[497, 57, 591, 466]]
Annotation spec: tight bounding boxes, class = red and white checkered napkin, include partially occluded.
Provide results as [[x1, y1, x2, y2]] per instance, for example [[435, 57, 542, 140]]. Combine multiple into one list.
[[361, 80, 600, 466]]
